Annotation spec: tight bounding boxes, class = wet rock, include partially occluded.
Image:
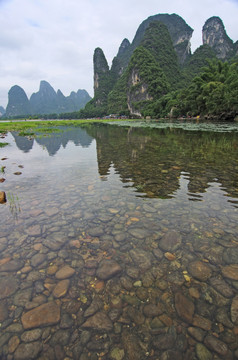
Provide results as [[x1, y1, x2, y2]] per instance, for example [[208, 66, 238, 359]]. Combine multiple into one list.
[[141, 271, 154, 287], [80, 330, 91, 345], [122, 329, 144, 360], [8, 335, 20, 353], [0, 276, 19, 299], [0, 302, 8, 322], [160, 350, 183, 360], [222, 264, 238, 280], [85, 259, 98, 269], [128, 227, 149, 239], [159, 230, 182, 252], [188, 327, 205, 342], [45, 207, 59, 217], [25, 294, 47, 310], [0, 191, 6, 203], [31, 253, 46, 267], [110, 347, 125, 360], [126, 266, 140, 279], [120, 276, 133, 290], [0, 259, 23, 272], [153, 334, 176, 350], [209, 277, 234, 298], [204, 334, 228, 357], [127, 306, 145, 325], [150, 317, 164, 329], [5, 323, 23, 332], [216, 308, 234, 328], [53, 279, 70, 298], [164, 252, 176, 261], [0, 333, 11, 348], [26, 270, 43, 282], [21, 329, 42, 342], [109, 308, 121, 322], [143, 304, 161, 318], [167, 272, 185, 286], [60, 313, 73, 329], [25, 225, 41, 237], [21, 301, 61, 329], [0, 237, 7, 252], [84, 296, 103, 317], [14, 341, 42, 360], [188, 261, 212, 281], [195, 343, 212, 360], [192, 314, 212, 331], [82, 311, 113, 331], [136, 287, 148, 301], [96, 259, 122, 280], [50, 329, 70, 346], [88, 226, 104, 237], [231, 295, 238, 325], [55, 265, 75, 279], [175, 292, 194, 323], [153, 248, 163, 260], [44, 238, 64, 251], [129, 248, 152, 271], [14, 288, 32, 307], [223, 248, 238, 264]]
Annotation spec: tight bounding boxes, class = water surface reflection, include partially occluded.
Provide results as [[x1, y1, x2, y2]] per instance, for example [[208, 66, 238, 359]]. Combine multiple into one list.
[[0, 122, 237, 359]]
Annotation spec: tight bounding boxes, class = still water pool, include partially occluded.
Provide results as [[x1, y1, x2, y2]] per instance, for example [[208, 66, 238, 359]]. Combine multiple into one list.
[[0, 120, 238, 359]]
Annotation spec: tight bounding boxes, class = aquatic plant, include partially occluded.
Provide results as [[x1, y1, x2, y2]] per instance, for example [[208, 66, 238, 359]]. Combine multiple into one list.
[[7, 192, 21, 219]]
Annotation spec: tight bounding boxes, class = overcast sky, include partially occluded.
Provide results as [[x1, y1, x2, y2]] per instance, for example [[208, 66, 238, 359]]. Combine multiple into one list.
[[0, 0, 237, 108]]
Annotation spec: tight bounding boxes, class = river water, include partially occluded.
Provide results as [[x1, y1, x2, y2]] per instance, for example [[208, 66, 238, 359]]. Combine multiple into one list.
[[0, 120, 238, 359]]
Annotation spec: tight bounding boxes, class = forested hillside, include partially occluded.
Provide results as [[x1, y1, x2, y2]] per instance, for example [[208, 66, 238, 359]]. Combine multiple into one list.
[[76, 13, 238, 121]]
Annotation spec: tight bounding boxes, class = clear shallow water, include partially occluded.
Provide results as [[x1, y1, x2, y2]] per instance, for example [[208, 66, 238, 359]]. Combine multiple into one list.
[[0, 122, 238, 359]]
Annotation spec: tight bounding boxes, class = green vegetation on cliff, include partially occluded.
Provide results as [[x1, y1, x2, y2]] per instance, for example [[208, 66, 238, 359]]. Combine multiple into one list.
[[141, 21, 181, 87]]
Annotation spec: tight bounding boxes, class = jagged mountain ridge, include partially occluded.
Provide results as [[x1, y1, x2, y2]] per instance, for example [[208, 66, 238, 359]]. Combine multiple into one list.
[[84, 13, 237, 118], [5, 80, 91, 117]]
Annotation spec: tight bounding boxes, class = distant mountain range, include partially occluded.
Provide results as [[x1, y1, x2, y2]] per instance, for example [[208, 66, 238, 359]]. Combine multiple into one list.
[[4, 80, 91, 117]]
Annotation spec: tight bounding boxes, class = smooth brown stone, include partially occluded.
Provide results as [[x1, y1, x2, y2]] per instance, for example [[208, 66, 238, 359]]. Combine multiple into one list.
[[175, 292, 194, 323], [96, 259, 122, 280], [231, 295, 238, 325], [193, 314, 212, 331], [53, 279, 70, 298], [0, 191, 6, 203], [21, 301, 60, 329], [55, 265, 75, 279], [222, 264, 238, 280], [188, 261, 212, 281], [204, 335, 228, 356], [0, 302, 8, 321], [0, 259, 23, 272], [14, 341, 42, 360], [0, 276, 19, 299], [25, 225, 41, 237], [159, 230, 182, 251], [8, 335, 20, 353], [82, 311, 113, 331]]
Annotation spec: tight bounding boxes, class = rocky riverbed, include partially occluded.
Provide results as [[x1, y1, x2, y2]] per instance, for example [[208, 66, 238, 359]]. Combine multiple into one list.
[[0, 123, 238, 359]]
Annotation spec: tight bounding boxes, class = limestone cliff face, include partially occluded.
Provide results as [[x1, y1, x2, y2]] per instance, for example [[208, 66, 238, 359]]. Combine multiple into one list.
[[202, 17, 234, 59], [6, 85, 31, 117], [127, 70, 152, 117], [93, 48, 112, 106]]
